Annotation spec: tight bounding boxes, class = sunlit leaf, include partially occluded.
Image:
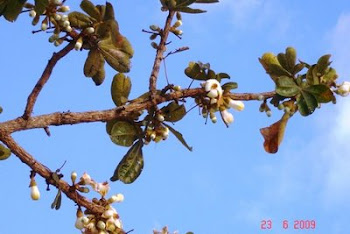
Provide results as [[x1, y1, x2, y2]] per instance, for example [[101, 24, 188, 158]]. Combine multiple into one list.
[[80, 0, 100, 21], [276, 76, 300, 97], [260, 113, 290, 153], [0, 144, 11, 160], [111, 73, 132, 106], [68, 12, 93, 28], [110, 121, 139, 147], [304, 84, 334, 103], [110, 140, 144, 184], [297, 91, 318, 116], [3, 0, 26, 22], [161, 102, 186, 122], [163, 123, 192, 151]]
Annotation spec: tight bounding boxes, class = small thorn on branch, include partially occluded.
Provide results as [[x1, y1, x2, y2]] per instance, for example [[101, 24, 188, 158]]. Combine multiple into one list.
[[44, 127, 51, 136]]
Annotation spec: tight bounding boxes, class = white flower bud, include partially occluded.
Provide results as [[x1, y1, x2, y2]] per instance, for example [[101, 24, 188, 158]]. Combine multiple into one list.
[[62, 20, 70, 27], [75, 217, 85, 230], [53, 13, 61, 21], [61, 14, 68, 21], [150, 133, 156, 140], [52, 0, 62, 5], [41, 23, 48, 31], [173, 20, 182, 28], [97, 220, 106, 230], [102, 209, 114, 219], [75, 41, 82, 51], [30, 180, 41, 201], [81, 216, 89, 224], [210, 97, 218, 104], [228, 99, 245, 111], [65, 25, 72, 32], [59, 6, 70, 12], [338, 81, 350, 97], [210, 112, 217, 123], [85, 27, 95, 34], [174, 85, 181, 91], [29, 10, 36, 18], [221, 109, 234, 125], [71, 171, 77, 183], [157, 114, 165, 122], [162, 127, 169, 140]]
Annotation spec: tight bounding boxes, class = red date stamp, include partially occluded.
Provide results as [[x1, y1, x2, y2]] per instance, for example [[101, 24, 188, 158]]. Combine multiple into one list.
[[261, 219, 316, 230]]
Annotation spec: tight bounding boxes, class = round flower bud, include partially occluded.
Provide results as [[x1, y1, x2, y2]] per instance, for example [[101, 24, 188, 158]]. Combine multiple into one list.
[[75, 217, 85, 230], [173, 20, 182, 28], [29, 10, 36, 18], [30, 179, 40, 201], [62, 20, 70, 28], [65, 25, 72, 32], [41, 22, 48, 31], [52, 0, 62, 5], [75, 41, 82, 51], [156, 114, 164, 122], [257, 95, 264, 101], [97, 220, 106, 230], [71, 171, 77, 184], [266, 110, 272, 117], [210, 112, 217, 123], [109, 193, 124, 203], [85, 27, 95, 34], [53, 13, 61, 21], [61, 14, 68, 21], [174, 85, 181, 91], [337, 81, 350, 97], [58, 6, 70, 12]]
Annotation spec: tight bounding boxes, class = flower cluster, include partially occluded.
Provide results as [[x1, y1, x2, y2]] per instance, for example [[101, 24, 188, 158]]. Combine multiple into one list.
[[74, 172, 125, 234], [337, 81, 350, 97], [197, 79, 244, 126], [144, 114, 170, 144]]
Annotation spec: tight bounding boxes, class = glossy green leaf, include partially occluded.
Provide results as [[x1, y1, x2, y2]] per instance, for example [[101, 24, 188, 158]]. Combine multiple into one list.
[[161, 102, 186, 122], [3, 0, 26, 22], [110, 140, 144, 184], [163, 123, 192, 151], [297, 91, 318, 116], [285, 47, 297, 72], [84, 48, 105, 78], [222, 82, 238, 91], [304, 84, 334, 103], [175, 6, 206, 13], [306, 65, 316, 85], [106, 119, 118, 135], [111, 73, 132, 106], [68, 12, 93, 28], [0, 144, 11, 160], [110, 121, 139, 147], [80, 0, 101, 21], [34, 0, 48, 15], [276, 76, 300, 97]]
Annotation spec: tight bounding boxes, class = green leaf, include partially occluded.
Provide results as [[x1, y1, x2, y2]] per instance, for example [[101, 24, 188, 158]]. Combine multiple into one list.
[[0, 144, 11, 160], [297, 91, 318, 116], [195, 0, 219, 3], [68, 12, 93, 29], [175, 6, 206, 13], [103, 1, 115, 21], [98, 34, 133, 73], [276, 76, 300, 97], [34, 0, 48, 15], [293, 63, 305, 75], [80, 0, 101, 21], [216, 73, 230, 79], [322, 67, 338, 83], [277, 53, 288, 71], [110, 140, 144, 184], [163, 123, 192, 151], [106, 119, 118, 135], [3, 0, 26, 22], [110, 121, 139, 147], [304, 84, 334, 103], [184, 62, 207, 80], [222, 82, 238, 92], [207, 69, 216, 79], [285, 47, 297, 72], [91, 66, 105, 86], [111, 73, 132, 106], [316, 54, 331, 76], [84, 48, 105, 78], [161, 102, 186, 122], [176, 0, 196, 7]]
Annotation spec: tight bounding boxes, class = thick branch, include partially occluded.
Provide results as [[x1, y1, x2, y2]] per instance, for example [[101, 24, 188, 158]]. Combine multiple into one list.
[[149, 11, 176, 104], [23, 41, 76, 120], [1, 89, 275, 134], [0, 133, 105, 214]]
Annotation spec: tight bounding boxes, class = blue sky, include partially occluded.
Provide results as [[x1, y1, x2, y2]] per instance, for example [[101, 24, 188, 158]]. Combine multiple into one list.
[[1, 0, 350, 233]]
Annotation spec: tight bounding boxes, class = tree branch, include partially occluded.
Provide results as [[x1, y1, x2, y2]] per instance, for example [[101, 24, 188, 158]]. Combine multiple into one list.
[[23, 41, 76, 120], [149, 11, 176, 105], [0, 133, 105, 214], [1, 89, 275, 134]]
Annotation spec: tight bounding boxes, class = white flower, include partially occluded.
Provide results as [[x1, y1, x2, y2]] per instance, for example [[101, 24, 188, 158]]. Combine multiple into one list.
[[338, 81, 350, 97], [95, 182, 110, 197], [80, 172, 92, 185], [30, 183, 40, 200], [228, 99, 245, 111], [221, 109, 234, 125], [204, 79, 222, 98]]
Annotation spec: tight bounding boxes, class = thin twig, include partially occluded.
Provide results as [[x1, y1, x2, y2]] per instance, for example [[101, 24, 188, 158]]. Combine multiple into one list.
[[149, 11, 176, 105], [23, 41, 76, 120]]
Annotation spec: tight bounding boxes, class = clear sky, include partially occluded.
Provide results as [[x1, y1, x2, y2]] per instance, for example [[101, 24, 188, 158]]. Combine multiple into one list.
[[1, 0, 350, 233]]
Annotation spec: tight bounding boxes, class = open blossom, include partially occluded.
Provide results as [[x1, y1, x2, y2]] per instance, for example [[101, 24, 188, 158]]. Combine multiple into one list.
[[221, 109, 234, 125], [228, 99, 245, 111], [338, 81, 350, 97], [204, 79, 222, 98], [95, 182, 110, 197]]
